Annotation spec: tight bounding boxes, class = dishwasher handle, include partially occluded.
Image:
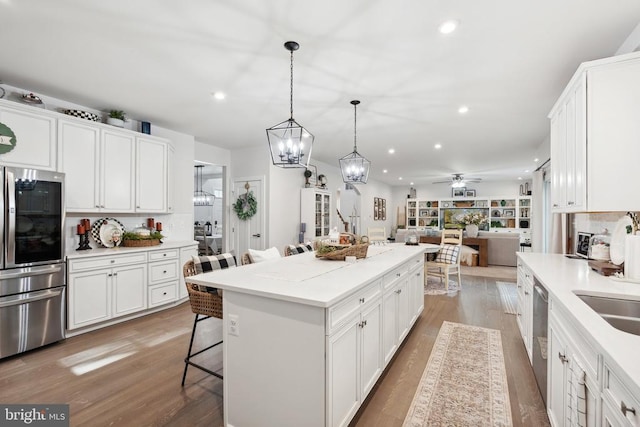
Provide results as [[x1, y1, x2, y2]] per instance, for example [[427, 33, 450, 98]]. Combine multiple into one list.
[[534, 283, 548, 303]]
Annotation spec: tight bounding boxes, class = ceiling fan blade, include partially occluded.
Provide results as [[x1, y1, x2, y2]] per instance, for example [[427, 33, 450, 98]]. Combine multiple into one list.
[[432, 180, 453, 184]]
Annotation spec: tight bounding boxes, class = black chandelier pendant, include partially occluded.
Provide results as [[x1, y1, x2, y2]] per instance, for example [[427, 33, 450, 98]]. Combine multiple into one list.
[[266, 41, 314, 168], [339, 100, 370, 184]]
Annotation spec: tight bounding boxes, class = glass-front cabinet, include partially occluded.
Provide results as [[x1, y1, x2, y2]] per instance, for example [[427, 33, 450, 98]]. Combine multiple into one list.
[[301, 188, 332, 239]]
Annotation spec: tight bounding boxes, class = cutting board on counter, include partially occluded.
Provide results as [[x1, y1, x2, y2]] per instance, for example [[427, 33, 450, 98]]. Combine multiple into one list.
[[588, 260, 623, 276]]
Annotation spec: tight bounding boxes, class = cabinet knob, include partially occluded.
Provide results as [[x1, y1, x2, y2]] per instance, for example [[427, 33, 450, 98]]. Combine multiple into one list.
[[621, 401, 636, 416], [110, 260, 115, 263], [359, 297, 365, 304], [395, 289, 402, 294], [107, 273, 113, 277], [101, 205, 105, 208], [558, 352, 568, 363], [553, 204, 559, 208], [396, 273, 401, 277], [525, 291, 530, 295], [567, 201, 575, 205], [163, 253, 167, 257], [163, 270, 167, 274], [163, 292, 167, 296], [137, 205, 140, 208], [95, 205, 100, 208]]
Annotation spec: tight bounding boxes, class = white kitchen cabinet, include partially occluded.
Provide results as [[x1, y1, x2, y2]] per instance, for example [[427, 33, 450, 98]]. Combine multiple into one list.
[[136, 136, 167, 213], [167, 143, 175, 213], [179, 245, 198, 300], [301, 188, 332, 238], [0, 100, 57, 170], [549, 51, 640, 212], [327, 281, 383, 427], [602, 362, 640, 427], [68, 262, 147, 329], [547, 303, 599, 427], [516, 260, 533, 362], [61, 125, 136, 213], [381, 255, 421, 365], [147, 248, 179, 308], [57, 119, 101, 212]]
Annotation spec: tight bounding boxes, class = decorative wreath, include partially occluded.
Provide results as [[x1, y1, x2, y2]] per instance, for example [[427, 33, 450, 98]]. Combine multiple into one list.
[[234, 190, 258, 220]]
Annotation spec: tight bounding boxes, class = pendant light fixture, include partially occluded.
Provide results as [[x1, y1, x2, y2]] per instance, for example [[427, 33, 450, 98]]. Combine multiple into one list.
[[266, 41, 314, 168], [193, 165, 215, 206], [339, 100, 370, 184]]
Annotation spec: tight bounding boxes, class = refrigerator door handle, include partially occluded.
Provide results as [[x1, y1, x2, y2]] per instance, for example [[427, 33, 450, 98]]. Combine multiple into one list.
[[0, 288, 64, 308], [0, 265, 64, 280], [5, 168, 15, 266]]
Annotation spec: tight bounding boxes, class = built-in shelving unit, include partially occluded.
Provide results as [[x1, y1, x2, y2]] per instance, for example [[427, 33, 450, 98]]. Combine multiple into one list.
[[406, 196, 532, 235]]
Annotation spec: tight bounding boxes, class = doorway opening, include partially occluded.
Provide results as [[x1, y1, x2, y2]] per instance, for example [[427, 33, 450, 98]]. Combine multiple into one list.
[[193, 162, 225, 255]]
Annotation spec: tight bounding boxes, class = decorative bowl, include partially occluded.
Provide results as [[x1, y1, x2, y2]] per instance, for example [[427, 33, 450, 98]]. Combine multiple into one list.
[[64, 109, 100, 122]]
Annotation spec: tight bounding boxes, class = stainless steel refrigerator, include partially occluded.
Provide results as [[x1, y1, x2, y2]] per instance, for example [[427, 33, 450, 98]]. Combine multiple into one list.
[[0, 167, 66, 359]]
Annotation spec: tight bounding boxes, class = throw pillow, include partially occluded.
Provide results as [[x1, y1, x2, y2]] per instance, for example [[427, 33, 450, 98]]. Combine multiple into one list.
[[191, 253, 237, 294], [434, 244, 460, 264], [287, 243, 313, 255], [248, 247, 281, 263]]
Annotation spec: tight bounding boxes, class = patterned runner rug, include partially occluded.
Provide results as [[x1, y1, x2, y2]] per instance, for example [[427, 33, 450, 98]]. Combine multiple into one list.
[[402, 321, 513, 427], [496, 281, 518, 314], [424, 275, 460, 295]]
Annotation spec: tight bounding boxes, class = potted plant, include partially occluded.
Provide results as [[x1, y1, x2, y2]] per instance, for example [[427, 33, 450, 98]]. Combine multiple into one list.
[[460, 211, 488, 238], [107, 110, 126, 127]]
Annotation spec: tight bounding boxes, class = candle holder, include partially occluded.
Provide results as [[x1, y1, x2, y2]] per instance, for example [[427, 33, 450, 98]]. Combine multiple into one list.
[[77, 230, 92, 251]]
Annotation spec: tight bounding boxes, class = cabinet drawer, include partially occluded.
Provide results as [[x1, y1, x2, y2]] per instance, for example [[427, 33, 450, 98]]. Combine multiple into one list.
[[69, 253, 147, 273], [327, 279, 382, 334], [383, 264, 410, 290], [148, 249, 178, 261], [603, 363, 640, 426], [148, 282, 177, 307], [149, 260, 179, 285]]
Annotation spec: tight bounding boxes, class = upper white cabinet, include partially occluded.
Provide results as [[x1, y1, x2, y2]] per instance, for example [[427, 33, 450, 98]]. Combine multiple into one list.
[[58, 116, 171, 213], [549, 52, 640, 212], [301, 188, 332, 238], [0, 100, 57, 170], [136, 137, 167, 213], [60, 122, 136, 213]]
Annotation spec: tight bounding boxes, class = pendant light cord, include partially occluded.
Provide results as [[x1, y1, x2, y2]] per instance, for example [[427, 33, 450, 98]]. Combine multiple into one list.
[[353, 102, 358, 151], [290, 49, 294, 120]]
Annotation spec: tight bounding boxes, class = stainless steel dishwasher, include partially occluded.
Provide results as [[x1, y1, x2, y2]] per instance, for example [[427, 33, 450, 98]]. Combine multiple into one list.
[[532, 278, 548, 405]]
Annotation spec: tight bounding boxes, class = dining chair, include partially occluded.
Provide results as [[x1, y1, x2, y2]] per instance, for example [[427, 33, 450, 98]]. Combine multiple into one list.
[[367, 227, 387, 244], [181, 253, 236, 386], [425, 228, 463, 290], [194, 225, 213, 256]]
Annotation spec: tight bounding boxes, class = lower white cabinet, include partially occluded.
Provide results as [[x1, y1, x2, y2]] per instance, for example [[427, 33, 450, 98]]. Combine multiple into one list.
[[516, 261, 533, 362], [602, 362, 640, 427], [547, 303, 599, 427], [326, 254, 424, 427], [327, 297, 382, 427], [67, 243, 197, 332], [68, 263, 147, 329]]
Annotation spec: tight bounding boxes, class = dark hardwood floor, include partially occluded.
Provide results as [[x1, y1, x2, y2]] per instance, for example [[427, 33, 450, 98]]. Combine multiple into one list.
[[0, 274, 549, 426]]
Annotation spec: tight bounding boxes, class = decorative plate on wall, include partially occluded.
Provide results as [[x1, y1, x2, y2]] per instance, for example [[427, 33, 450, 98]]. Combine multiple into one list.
[[91, 218, 126, 247]]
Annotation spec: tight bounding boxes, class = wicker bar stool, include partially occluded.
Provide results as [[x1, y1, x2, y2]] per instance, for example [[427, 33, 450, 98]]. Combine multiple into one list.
[[181, 259, 224, 386]]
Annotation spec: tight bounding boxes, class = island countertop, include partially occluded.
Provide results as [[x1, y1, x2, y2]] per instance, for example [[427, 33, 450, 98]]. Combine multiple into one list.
[[517, 252, 640, 398], [186, 243, 438, 308]]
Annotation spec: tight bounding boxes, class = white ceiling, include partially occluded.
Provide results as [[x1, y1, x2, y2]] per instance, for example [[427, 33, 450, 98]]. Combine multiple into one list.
[[1, 1, 639, 186]]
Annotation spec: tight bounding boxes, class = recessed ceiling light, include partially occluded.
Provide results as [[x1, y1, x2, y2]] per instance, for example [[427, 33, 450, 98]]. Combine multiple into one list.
[[388, 148, 395, 154], [383, 169, 388, 174], [211, 91, 226, 100], [518, 177, 522, 180], [438, 20, 459, 35], [458, 105, 469, 114], [398, 177, 403, 180], [434, 143, 442, 149], [534, 158, 539, 162], [410, 182, 414, 186], [524, 169, 530, 173]]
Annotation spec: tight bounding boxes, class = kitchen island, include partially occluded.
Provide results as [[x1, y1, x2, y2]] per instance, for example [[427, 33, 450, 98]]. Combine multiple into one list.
[[186, 243, 438, 427]]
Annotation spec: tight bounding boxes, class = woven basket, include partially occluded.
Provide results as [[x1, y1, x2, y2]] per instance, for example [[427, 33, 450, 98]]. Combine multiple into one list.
[[316, 243, 369, 261], [122, 238, 161, 247]]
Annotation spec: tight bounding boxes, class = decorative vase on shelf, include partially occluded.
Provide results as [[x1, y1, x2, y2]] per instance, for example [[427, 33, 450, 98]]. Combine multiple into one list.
[[106, 117, 124, 127], [465, 224, 479, 238]]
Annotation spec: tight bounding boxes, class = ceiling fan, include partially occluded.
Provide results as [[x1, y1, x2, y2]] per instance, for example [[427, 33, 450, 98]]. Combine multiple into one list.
[[432, 173, 482, 188]]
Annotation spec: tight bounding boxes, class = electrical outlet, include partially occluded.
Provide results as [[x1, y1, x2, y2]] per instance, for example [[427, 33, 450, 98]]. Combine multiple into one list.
[[228, 314, 239, 337]]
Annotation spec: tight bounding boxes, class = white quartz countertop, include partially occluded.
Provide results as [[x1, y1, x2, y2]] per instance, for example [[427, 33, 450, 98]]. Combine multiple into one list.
[[186, 243, 437, 308], [517, 252, 640, 398], [66, 240, 197, 259]]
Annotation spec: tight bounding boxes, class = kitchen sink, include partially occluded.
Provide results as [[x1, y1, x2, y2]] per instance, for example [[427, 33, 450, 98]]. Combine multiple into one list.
[[573, 293, 640, 336]]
